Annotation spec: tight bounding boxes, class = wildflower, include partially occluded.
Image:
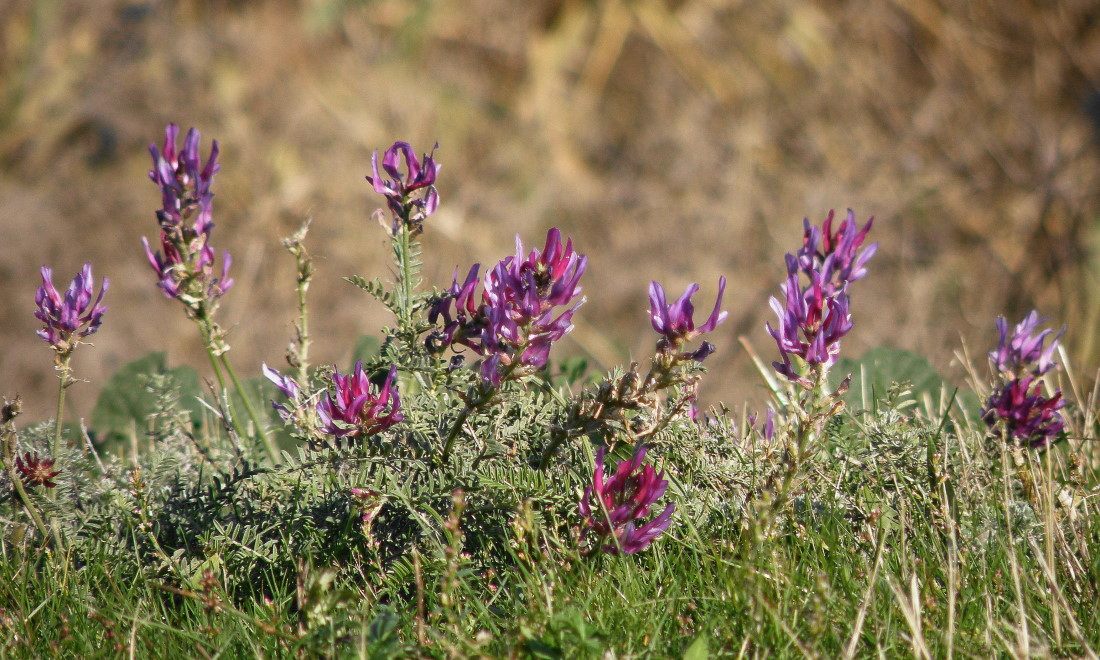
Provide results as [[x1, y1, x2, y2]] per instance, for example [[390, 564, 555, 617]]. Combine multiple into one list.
[[265, 363, 403, 439], [15, 451, 61, 489], [579, 445, 674, 555], [982, 311, 1066, 449], [141, 123, 233, 313], [35, 263, 109, 358], [261, 364, 302, 422], [791, 209, 877, 291], [767, 210, 875, 385], [767, 269, 853, 382], [990, 311, 1064, 377], [366, 141, 440, 234], [982, 377, 1065, 449], [429, 228, 586, 385], [648, 276, 728, 358]]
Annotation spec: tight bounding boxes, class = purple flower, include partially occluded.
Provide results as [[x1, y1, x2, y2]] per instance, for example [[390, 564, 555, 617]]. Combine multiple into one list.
[[142, 124, 233, 312], [366, 141, 440, 233], [266, 362, 403, 439], [767, 210, 873, 383], [648, 276, 728, 358], [261, 363, 303, 422], [579, 445, 674, 555], [791, 209, 877, 291], [35, 263, 109, 357], [317, 363, 403, 438], [990, 311, 1064, 377], [982, 377, 1065, 449], [148, 124, 220, 232], [429, 228, 586, 385], [767, 269, 853, 381]]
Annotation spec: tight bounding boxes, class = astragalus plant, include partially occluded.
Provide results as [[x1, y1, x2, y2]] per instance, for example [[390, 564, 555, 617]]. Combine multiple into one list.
[[0, 126, 1097, 659]]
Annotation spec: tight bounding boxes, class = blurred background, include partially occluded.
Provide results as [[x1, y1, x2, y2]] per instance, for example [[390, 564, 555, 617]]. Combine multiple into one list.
[[2, 0, 1098, 423]]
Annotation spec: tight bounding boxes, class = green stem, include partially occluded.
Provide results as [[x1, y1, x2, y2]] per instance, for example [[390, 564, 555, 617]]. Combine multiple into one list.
[[295, 274, 311, 386], [3, 407, 55, 547], [51, 357, 71, 458], [439, 405, 474, 465], [395, 224, 414, 331], [219, 353, 280, 464]]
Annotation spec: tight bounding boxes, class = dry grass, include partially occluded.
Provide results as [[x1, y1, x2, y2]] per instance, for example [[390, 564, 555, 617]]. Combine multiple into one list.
[[1, 0, 1098, 421]]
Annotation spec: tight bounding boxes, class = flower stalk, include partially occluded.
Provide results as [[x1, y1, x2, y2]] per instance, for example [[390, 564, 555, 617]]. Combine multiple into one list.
[[0, 399, 52, 544], [35, 263, 108, 457], [142, 123, 274, 460]]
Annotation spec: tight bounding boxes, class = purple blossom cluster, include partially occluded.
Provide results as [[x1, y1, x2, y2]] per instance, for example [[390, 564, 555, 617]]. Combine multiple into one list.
[[579, 445, 674, 555], [35, 263, 108, 358], [767, 210, 876, 383], [429, 228, 586, 385], [648, 277, 728, 362], [366, 141, 440, 235], [989, 311, 1064, 378], [982, 311, 1066, 448], [141, 124, 234, 312], [263, 362, 404, 439]]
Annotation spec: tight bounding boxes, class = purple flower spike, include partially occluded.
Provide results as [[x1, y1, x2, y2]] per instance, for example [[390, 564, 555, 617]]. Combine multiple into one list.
[[767, 270, 853, 380], [579, 445, 674, 555], [142, 124, 233, 317], [35, 263, 109, 357], [768, 210, 872, 383], [982, 377, 1065, 449], [990, 311, 1065, 377], [316, 363, 404, 438], [649, 276, 727, 358], [982, 310, 1067, 450], [793, 209, 877, 291], [428, 228, 586, 385], [366, 141, 440, 233]]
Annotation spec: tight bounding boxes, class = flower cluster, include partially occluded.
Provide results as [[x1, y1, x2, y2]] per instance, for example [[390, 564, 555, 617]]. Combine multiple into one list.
[[35, 263, 109, 359], [982, 311, 1066, 448], [767, 210, 876, 384], [648, 276, 728, 362], [15, 451, 62, 489], [366, 141, 440, 235], [264, 362, 404, 439], [429, 228, 586, 386], [989, 311, 1064, 378], [141, 124, 234, 316], [579, 445, 674, 555]]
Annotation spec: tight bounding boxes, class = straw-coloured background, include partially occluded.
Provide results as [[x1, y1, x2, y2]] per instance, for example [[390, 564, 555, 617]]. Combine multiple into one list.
[[2, 0, 1098, 421]]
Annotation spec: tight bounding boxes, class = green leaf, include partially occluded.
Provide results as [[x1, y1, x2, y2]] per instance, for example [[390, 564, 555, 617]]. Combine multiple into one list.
[[829, 347, 947, 408], [351, 334, 383, 365], [683, 633, 710, 660], [90, 352, 202, 446]]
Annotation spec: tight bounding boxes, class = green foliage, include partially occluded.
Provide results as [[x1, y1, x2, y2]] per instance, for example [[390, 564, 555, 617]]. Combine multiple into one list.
[[5, 171, 1098, 658], [90, 352, 202, 446]]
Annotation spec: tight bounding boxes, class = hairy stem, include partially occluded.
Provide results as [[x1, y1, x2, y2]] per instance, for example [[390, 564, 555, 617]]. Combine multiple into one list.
[[51, 356, 71, 458], [395, 223, 415, 331]]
